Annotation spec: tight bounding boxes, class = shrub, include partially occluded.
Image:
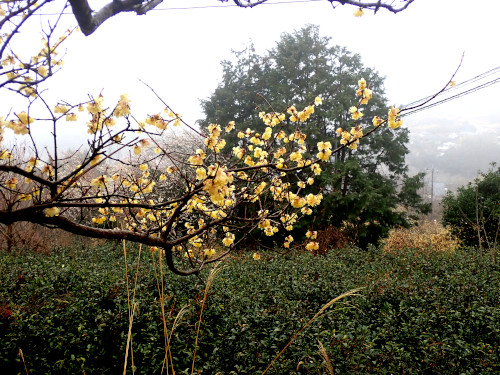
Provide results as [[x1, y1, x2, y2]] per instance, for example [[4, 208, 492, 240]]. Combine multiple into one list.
[[382, 220, 461, 254]]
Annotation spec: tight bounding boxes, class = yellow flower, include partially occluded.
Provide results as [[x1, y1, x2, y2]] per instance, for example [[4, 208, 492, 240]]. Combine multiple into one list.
[[19, 193, 32, 201], [306, 230, 317, 239], [388, 118, 403, 129], [302, 207, 313, 215], [317, 149, 332, 161], [16, 111, 34, 125], [306, 193, 322, 207], [90, 154, 104, 166], [387, 107, 403, 129], [360, 88, 372, 104], [90, 175, 111, 189], [225, 121, 235, 132], [353, 8, 364, 17], [314, 96, 322, 106], [305, 241, 319, 251], [317, 141, 332, 151], [5, 177, 18, 189], [188, 154, 204, 166], [204, 248, 216, 257], [113, 94, 131, 117], [0, 150, 12, 160], [87, 95, 104, 115], [196, 167, 207, 180], [222, 233, 235, 247], [54, 104, 68, 114], [66, 113, 77, 121], [372, 116, 384, 127], [252, 252, 261, 260], [311, 163, 322, 176], [290, 195, 306, 209], [43, 207, 60, 217], [37, 66, 48, 77], [262, 127, 272, 140], [349, 107, 363, 120]]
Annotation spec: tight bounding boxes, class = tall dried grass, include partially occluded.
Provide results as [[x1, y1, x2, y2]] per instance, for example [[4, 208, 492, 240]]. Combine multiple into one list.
[[383, 220, 461, 254]]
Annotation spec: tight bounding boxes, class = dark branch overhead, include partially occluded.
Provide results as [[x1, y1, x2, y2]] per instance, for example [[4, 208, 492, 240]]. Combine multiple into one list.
[[68, 0, 416, 36]]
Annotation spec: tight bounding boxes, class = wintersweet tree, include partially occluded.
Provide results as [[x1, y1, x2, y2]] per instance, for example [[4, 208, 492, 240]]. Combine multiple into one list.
[[1, 0, 445, 275], [0, 81, 403, 274]]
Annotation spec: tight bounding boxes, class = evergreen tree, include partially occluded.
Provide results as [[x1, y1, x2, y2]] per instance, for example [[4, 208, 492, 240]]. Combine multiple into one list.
[[442, 164, 500, 249], [200, 25, 429, 247]]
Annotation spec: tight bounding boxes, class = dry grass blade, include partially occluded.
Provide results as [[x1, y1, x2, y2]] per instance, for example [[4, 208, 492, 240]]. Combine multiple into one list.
[[123, 241, 142, 375], [18, 348, 28, 375], [190, 262, 223, 375], [262, 288, 361, 375], [123, 302, 139, 375], [161, 305, 189, 374], [317, 340, 334, 375]]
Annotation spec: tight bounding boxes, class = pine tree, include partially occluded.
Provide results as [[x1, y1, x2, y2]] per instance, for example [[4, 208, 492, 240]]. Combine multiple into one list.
[[200, 25, 429, 247]]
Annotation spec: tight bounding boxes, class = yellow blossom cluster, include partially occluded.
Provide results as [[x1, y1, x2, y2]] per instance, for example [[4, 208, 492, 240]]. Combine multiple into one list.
[[259, 111, 286, 127], [1, 13, 75, 97], [204, 124, 226, 153], [349, 78, 373, 122], [1, 111, 35, 135], [284, 235, 294, 248], [287, 103, 316, 123], [316, 141, 332, 161], [202, 165, 234, 205], [356, 78, 373, 104], [387, 106, 403, 129], [113, 94, 131, 117], [305, 241, 319, 251], [306, 230, 318, 239], [336, 125, 364, 150]]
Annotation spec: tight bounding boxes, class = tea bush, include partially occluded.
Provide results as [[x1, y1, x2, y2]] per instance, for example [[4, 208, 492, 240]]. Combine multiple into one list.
[[0, 244, 498, 374]]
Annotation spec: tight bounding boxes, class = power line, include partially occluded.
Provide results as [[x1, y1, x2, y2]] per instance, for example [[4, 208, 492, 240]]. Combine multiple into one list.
[[401, 66, 500, 117], [34, 0, 325, 16]]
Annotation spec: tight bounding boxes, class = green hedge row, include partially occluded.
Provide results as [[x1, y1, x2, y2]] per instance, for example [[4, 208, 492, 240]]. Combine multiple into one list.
[[1, 245, 498, 374]]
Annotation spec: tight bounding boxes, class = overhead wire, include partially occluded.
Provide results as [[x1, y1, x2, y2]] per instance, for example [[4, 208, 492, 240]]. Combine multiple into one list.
[[400, 66, 500, 117], [34, 0, 326, 16]]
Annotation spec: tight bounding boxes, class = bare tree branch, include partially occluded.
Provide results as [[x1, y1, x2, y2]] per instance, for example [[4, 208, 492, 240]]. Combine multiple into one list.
[[67, 0, 415, 36], [232, 0, 415, 13], [68, 0, 164, 36]]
